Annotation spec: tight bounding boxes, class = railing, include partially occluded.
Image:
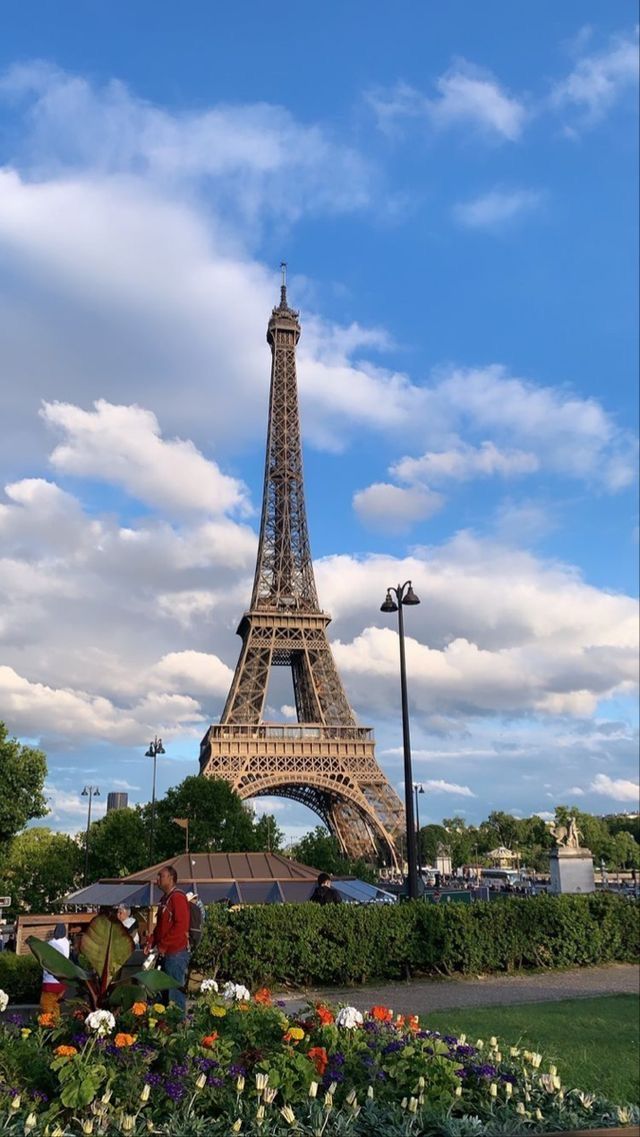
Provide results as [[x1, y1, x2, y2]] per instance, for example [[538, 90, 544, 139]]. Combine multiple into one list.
[[207, 723, 373, 742]]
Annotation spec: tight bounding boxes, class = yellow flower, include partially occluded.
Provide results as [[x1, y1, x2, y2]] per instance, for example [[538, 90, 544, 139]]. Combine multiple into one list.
[[152, 1003, 165, 1014], [211, 1005, 227, 1018], [284, 1026, 305, 1041], [455, 1085, 462, 1098], [489, 1083, 498, 1098], [148, 1018, 157, 1028], [21, 1028, 32, 1038]]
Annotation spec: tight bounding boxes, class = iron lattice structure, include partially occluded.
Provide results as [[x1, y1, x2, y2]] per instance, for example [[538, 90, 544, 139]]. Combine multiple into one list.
[[200, 274, 404, 864]]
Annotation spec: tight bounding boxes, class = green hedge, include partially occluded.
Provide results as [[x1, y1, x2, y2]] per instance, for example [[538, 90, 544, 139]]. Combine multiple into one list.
[[0, 953, 41, 1003], [193, 893, 639, 987]]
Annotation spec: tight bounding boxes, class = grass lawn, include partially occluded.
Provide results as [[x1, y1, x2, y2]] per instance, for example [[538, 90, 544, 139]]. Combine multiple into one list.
[[427, 995, 639, 1105]]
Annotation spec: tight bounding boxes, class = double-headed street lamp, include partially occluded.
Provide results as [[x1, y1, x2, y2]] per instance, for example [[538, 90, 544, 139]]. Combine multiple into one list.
[[145, 736, 165, 863], [380, 580, 421, 900], [81, 785, 100, 885]]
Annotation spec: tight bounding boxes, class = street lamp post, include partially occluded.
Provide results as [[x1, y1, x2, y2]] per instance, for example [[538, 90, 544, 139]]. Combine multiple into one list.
[[413, 783, 425, 872], [145, 737, 166, 863], [81, 785, 100, 885], [381, 580, 421, 900]]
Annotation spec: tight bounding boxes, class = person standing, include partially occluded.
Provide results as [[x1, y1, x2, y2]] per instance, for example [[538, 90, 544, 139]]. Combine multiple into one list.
[[116, 904, 139, 946], [309, 872, 342, 905], [40, 922, 70, 1021], [145, 866, 190, 1014]]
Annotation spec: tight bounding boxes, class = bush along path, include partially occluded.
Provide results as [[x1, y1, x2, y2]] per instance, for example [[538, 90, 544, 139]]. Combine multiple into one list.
[[0, 980, 638, 1136], [191, 893, 639, 988]]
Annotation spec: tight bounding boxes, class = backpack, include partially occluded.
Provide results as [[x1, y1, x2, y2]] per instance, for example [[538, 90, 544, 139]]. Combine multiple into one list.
[[188, 898, 205, 951]]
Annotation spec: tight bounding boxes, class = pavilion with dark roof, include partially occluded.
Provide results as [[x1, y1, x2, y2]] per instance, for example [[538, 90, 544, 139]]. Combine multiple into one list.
[[64, 851, 395, 908]]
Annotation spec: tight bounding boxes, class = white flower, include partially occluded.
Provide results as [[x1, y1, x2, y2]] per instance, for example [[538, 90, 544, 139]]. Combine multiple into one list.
[[222, 981, 251, 1002], [336, 1006, 364, 1029], [200, 978, 219, 994], [85, 1009, 116, 1036], [0, 989, 8, 1013]]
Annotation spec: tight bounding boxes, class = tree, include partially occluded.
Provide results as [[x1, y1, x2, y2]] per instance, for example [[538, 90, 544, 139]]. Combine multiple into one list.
[[291, 826, 377, 883], [417, 824, 449, 866], [254, 813, 284, 853], [0, 828, 82, 913], [0, 722, 48, 845], [151, 776, 258, 859], [85, 807, 149, 879]]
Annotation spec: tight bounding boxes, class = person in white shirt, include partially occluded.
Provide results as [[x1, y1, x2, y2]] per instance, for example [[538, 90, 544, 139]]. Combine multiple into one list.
[[116, 904, 139, 946], [40, 922, 70, 1020]]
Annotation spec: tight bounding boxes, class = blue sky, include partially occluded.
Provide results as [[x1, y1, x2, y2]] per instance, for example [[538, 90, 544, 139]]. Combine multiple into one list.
[[0, 2, 637, 842]]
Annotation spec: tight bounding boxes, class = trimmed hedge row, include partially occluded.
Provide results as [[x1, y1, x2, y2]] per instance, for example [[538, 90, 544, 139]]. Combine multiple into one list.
[[193, 893, 639, 987], [0, 952, 40, 1002]]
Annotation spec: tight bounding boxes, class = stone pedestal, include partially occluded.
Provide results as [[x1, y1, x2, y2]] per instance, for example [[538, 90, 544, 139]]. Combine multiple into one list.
[[549, 847, 595, 894]]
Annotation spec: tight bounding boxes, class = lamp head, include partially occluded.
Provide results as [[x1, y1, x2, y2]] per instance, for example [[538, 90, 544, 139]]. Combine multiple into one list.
[[380, 590, 398, 614], [402, 582, 420, 606], [418, 785, 425, 795], [157, 740, 165, 754], [81, 787, 88, 797], [145, 746, 154, 758], [94, 787, 100, 796]]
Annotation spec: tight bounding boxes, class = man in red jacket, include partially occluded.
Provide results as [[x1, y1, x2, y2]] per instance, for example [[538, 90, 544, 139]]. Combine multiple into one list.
[[145, 865, 190, 1013]]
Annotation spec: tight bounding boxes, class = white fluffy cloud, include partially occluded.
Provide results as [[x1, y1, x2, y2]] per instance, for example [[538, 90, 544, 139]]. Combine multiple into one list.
[[42, 399, 248, 517], [589, 773, 639, 803], [352, 483, 444, 532], [392, 441, 539, 484], [420, 779, 476, 798], [453, 188, 542, 229], [551, 27, 639, 128], [369, 62, 527, 141]]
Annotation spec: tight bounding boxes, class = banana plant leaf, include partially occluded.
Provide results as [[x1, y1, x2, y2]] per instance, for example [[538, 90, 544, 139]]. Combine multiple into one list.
[[27, 936, 90, 982], [132, 969, 179, 992], [80, 916, 134, 998]]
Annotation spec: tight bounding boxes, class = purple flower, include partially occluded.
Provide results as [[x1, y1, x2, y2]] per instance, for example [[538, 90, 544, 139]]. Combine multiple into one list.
[[207, 1075, 224, 1088], [444, 1035, 458, 1045], [229, 1063, 246, 1076], [455, 1044, 477, 1058], [500, 1073, 517, 1084], [170, 1064, 189, 1078], [144, 1074, 164, 1087], [164, 1081, 186, 1102], [31, 1090, 49, 1102], [195, 1058, 219, 1073], [383, 1040, 406, 1055], [5, 1013, 25, 1026], [275, 1000, 287, 1007]]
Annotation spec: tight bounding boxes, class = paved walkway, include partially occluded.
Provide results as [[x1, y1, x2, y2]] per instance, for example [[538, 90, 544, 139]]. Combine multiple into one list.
[[280, 963, 639, 1016]]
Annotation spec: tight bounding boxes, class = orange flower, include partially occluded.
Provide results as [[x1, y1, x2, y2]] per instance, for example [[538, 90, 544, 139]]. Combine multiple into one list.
[[254, 987, 272, 1005], [236, 1002, 251, 1012], [132, 1001, 147, 1016], [54, 1045, 78, 1057], [371, 1005, 393, 1022], [408, 1014, 420, 1032], [114, 1032, 136, 1048], [316, 1005, 334, 1026], [38, 1013, 55, 1028], [201, 1033, 219, 1048], [307, 1046, 329, 1076], [396, 1014, 406, 1028]]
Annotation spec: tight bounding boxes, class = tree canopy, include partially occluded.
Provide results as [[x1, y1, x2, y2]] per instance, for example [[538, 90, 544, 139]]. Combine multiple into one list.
[[0, 722, 48, 845], [0, 827, 82, 913]]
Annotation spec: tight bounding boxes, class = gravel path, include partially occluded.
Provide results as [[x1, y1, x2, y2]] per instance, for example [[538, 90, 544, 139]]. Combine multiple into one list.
[[280, 963, 639, 1016]]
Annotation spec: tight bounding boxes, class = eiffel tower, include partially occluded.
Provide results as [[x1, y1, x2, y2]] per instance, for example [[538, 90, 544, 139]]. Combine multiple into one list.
[[200, 267, 404, 864]]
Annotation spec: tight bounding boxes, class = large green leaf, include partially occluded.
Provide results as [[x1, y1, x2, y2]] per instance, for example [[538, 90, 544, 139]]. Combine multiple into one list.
[[132, 968, 179, 991], [27, 936, 90, 982], [80, 915, 134, 993]]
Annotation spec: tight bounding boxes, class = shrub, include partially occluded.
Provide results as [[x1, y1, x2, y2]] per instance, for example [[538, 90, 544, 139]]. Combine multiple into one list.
[[193, 893, 639, 987], [0, 952, 41, 1002]]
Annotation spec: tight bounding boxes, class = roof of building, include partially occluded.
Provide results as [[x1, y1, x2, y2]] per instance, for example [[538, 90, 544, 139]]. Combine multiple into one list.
[[121, 851, 319, 884]]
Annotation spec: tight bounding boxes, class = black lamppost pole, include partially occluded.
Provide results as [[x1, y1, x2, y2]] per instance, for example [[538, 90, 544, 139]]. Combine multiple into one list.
[[145, 736, 166, 863], [380, 580, 421, 900], [82, 785, 100, 885], [413, 783, 424, 870]]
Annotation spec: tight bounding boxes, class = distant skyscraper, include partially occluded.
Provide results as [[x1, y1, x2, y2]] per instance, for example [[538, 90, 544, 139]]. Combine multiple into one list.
[[106, 792, 128, 813]]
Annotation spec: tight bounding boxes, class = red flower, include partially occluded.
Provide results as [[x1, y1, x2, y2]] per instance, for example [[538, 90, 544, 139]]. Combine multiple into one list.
[[201, 1033, 219, 1048], [371, 1005, 393, 1022], [307, 1046, 329, 1076], [316, 1005, 334, 1026]]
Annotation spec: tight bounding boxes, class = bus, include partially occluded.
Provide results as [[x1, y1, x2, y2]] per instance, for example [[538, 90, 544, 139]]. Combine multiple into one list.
[[480, 868, 521, 887]]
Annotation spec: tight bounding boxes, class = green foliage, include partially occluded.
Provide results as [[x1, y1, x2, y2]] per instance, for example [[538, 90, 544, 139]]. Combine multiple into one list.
[[291, 826, 378, 883], [85, 806, 149, 878], [151, 776, 260, 859], [0, 952, 40, 1002], [0, 827, 82, 915], [193, 893, 639, 987], [0, 722, 48, 845]]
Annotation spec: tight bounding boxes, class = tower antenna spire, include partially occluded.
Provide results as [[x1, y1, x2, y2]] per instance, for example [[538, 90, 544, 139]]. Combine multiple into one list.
[[280, 261, 287, 307]]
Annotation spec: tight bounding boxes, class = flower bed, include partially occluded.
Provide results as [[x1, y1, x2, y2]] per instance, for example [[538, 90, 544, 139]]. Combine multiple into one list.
[[0, 983, 637, 1135]]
